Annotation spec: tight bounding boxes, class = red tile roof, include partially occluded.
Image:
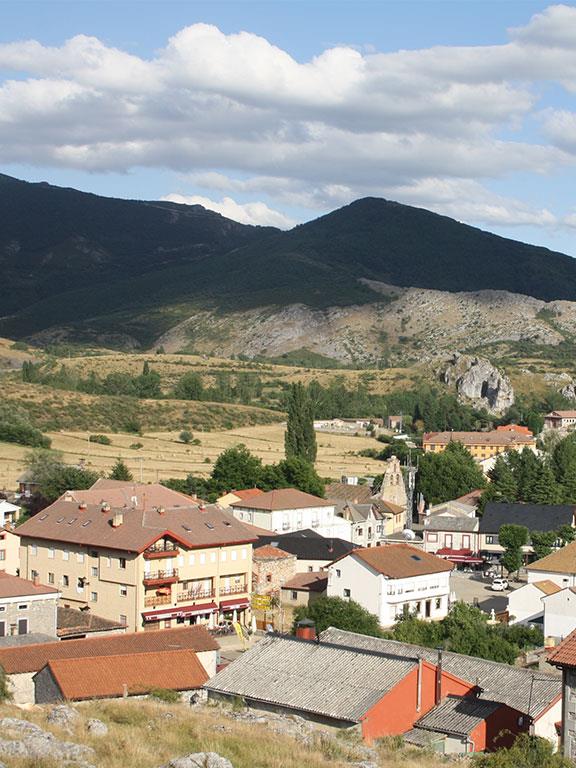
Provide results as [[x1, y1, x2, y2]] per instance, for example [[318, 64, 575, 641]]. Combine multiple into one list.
[[43, 648, 207, 700], [453, 489, 484, 507], [282, 573, 328, 592], [423, 431, 534, 447], [253, 544, 295, 560], [56, 607, 127, 638], [549, 630, 576, 667], [341, 544, 454, 579], [231, 488, 332, 511], [0, 571, 59, 599], [0, 625, 218, 674], [232, 488, 264, 500], [69, 479, 200, 508], [16, 497, 256, 553]]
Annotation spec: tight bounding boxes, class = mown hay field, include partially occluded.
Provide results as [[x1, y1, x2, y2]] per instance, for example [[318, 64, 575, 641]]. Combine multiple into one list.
[[0, 423, 385, 490]]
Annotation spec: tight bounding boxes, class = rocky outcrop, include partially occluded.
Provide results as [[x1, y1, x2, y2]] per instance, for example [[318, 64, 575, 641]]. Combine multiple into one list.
[[160, 754, 234, 768], [0, 716, 94, 767], [442, 355, 514, 415]]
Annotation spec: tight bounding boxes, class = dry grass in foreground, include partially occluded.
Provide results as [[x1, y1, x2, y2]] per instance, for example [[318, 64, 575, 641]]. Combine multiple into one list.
[[0, 700, 444, 768]]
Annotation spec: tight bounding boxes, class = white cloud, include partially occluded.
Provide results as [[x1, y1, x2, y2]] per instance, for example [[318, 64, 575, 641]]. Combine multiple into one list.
[[1, 8, 576, 232], [162, 193, 296, 229]]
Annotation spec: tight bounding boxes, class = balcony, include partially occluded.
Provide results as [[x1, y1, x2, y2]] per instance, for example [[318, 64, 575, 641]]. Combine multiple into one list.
[[177, 587, 215, 602], [144, 594, 172, 607], [143, 542, 180, 560], [219, 583, 248, 595], [143, 569, 179, 587]]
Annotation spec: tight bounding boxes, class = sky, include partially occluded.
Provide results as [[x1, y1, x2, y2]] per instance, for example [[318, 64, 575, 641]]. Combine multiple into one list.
[[1, 0, 576, 254]]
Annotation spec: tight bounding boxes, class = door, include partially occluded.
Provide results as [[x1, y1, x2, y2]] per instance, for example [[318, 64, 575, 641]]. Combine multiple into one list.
[[462, 535, 470, 550], [425, 600, 431, 619], [0, 620, 5, 637], [17, 618, 28, 635], [444, 534, 453, 549]]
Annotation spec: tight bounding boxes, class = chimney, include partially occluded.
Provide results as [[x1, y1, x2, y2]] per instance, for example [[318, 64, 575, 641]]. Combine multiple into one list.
[[158, 507, 165, 516], [199, 503, 206, 513], [64, 492, 73, 502], [32, 573, 40, 586], [436, 648, 443, 704], [295, 618, 316, 641], [111, 511, 124, 528], [101, 502, 111, 514], [78, 502, 87, 511]]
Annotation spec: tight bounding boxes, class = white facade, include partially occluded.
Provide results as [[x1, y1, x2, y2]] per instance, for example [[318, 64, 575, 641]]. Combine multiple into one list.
[[233, 503, 352, 541], [327, 553, 451, 627], [528, 569, 575, 588], [543, 589, 576, 640], [507, 583, 549, 625]]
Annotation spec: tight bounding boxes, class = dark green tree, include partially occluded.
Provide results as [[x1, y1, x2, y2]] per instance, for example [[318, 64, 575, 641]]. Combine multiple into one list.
[[416, 441, 486, 505], [23, 450, 100, 510], [499, 524, 529, 578], [525, 411, 544, 436], [552, 433, 576, 482], [271, 456, 325, 497], [174, 372, 205, 401], [284, 383, 317, 463], [558, 524, 576, 545], [293, 596, 382, 637], [516, 449, 542, 502], [179, 430, 193, 444], [109, 458, 133, 482], [473, 733, 572, 768], [210, 445, 262, 493], [530, 530, 558, 560], [526, 460, 563, 504], [135, 362, 161, 398], [488, 455, 518, 502]]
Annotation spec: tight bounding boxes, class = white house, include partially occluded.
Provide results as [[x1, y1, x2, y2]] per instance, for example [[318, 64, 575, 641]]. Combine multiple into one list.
[[543, 588, 576, 641], [327, 544, 453, 627], [230, 488, 351, 541], [507, 580, 561, 626], [0, 500, 21, 528], [527, 541, 576, 589]]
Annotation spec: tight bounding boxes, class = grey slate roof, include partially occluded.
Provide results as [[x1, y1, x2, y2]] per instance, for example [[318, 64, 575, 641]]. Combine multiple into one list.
[[321, 627, 561, 718], [423, 517, 478, 533], [205, 634, 417, 723], [256, 532, 356, 561], [415, 696, 501, 736], [480, 503, 576, 534]]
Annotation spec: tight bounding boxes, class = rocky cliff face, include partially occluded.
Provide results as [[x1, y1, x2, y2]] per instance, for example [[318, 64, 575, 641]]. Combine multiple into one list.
[[442, 355, 515, 415]]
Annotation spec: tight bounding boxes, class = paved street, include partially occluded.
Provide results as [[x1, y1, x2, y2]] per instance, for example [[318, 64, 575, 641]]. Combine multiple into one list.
[[450, 570, 515, 614]]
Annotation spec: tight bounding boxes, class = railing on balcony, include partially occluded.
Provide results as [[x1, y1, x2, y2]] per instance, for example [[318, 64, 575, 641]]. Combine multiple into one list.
[[143, 542, 180, 559], [177, 587, 215, 602], [144, 594, 172, 607], [219, 583, 248, 595], [143, 569, 179, 586]]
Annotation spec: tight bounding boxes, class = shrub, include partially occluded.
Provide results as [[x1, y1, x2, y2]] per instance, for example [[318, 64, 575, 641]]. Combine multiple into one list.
[[179, 430, 193, 444], [89, 434, 112, 445], [149, 687, 181, 703], [130, 442, 144, 450]]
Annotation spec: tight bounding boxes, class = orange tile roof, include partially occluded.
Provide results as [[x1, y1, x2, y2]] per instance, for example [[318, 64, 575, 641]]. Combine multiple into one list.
[[0, 625, 218, 674], [453, 489, 484, 507], [73, 479, 201, 508], [232, 488, 264, 500], [547, 411, 576, 419], [0, 571, 59, 599], [533, 580, 562, 596], [231, 488, 332, 511], [343, 544, 454, 579], [43, 648, 207, 700], [496, 425, 533, 436], [282, 573, 328, 592], [549, 630, 576, 667], [253, 544, 295, 560], [16, 497, 256, 553], [423, 431, 534, 447], [527, 541, 576, 574]]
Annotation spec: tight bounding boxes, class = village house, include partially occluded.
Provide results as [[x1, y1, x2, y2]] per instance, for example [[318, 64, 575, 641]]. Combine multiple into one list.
[[34, 648, 208, 704], [327, 544, 453, 627], [421, 516, 481, 568], [15, 481, 256, 632], [252, 544, 296, 595], [216, 488, 263, 508], [507, 580, 561, 627], [0, 524, 19, 576], [0, 624, 218, 705], [422, 431, 535, 461], [206, 624, 560, 749], [479, 503, 576, 564], [527, 540, 576, 587], [543, 588, 576, 642], [0, 571, 59, 642], [0, 499, 21, 528], [256, 531, 356, 573], [548, 630, 576, 759], [544, 411, 576, 432], [419, 491, 481, 524], [56, 606, 127, 640], [230, 488, 351, 540], [281, 572, 327, 608]]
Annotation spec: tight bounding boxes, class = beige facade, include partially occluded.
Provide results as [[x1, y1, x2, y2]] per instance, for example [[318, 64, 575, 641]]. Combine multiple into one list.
[[0, 527, 20, 575], [20, 536, 253, 633]]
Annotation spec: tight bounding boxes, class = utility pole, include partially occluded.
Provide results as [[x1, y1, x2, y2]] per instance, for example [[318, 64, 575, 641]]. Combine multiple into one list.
[[404, 450, 417, 530]]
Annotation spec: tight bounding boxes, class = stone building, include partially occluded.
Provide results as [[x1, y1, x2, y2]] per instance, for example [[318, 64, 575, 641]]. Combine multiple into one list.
[[548, 630, 576, 758], [0, 571, 59, 640], [378, 456, 408, 510], [252, 545, 296, 595]]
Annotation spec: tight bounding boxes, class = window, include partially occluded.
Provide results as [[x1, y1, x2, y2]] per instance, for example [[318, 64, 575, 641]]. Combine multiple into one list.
[[164, 620, 171, 629], [119, 614, 127, 626], [30, 569, 38, 581], [231, 551, 237, 561], [486, 535, 495, 545], [308, 566, 313, 572], [18, 618, 28, 635], [357, 528, 364, 536], [221, 551, 227, 562], [62, 575, 69, 587], [210, 552, 216, 563], [77, 552, 84, 563], [77, 577, 84, 592], [189, 553, 196, 566], [435, 598, 442, 610], [199, 553, 206, 565], [291, 591, 298, 600], [48, 572, 55, 584], [91, 566, 98, 577], [90, 592, 98, 603], [30, 544, 37, 556], [106, 556, 112, 568], [63, 550, 69, 561], [343, 589, 351, 598], [119, 557, 127, 569], [0, 551, 5, 562], [427, 533, 438, 543], [266, 574, 272, 583], [18, 604, 28, 610], [120, 585, 128, 597], [89, 550, 98, 558], [0, 606, 4, 612], [48, 547, 54, 559], [0, 621, 4, 637], [241, 548, 247, 560], [336, 569, 341, 578]]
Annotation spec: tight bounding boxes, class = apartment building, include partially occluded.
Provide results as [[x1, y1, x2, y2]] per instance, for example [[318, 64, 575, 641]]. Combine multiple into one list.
[[16, 485, 257, 633], [422, 430, 535, 461]]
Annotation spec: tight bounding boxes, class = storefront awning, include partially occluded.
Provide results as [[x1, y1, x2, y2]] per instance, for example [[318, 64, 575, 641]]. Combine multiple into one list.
[[220, 598, 250, 611], [142, 601, 218, 622], [436, 548, 484, 564]]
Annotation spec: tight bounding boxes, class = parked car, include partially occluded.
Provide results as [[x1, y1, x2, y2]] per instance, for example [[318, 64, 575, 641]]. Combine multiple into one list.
[[490, 577, 509, 591]]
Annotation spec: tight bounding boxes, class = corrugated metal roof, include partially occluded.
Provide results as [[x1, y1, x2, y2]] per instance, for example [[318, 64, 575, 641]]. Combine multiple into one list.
[[321, 628, 560, 718], [403, 728, 446, 747], [415, 696, 500, 737], [206, 635, 417, 722]]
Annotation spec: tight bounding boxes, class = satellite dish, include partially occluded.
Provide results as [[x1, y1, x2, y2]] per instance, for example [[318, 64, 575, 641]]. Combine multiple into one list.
[[402, 528, 416, 541]]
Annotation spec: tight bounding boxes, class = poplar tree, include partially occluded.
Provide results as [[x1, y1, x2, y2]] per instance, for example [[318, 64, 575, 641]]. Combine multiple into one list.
[[284, 383, 317, 463]]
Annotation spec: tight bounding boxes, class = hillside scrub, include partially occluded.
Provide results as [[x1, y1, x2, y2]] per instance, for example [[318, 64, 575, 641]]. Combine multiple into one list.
[[0, 403, 51, 449]]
